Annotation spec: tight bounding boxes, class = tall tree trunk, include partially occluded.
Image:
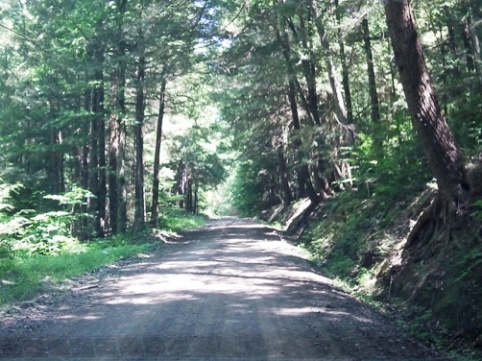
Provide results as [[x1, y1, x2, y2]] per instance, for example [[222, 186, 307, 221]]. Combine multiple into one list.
[[361, 17, 382, 156], [81, 94, 91, 239], [108, 83, 120, 234], [467, 14, 482, 78], [118, 116, 128, 233], [310, 0, 354, 144], [334, 0, 353, 124], [277, 146, 293, 206], [288, 78, 320, 202], [89, 88, 100, 235], [46, 97, 65, 195], [287, 80, 320, 203], [175, 161, 187, 209], [462, 21, 475, 73], [193, 183, 198, 215], [310, 0, 354, 188], [94, 48, 106, 237], [362, 17, 380, 124], [134, 54, 146, 229], [276, 21, 321, 202], [109, 0, 128, 234], [384, 0, 464, 200], [186, 178, 193, 214], [151, 77, 167, 228], [294, 13, 322, 125]]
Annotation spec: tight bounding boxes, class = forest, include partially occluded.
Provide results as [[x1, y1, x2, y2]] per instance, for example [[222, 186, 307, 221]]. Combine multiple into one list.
[[1, 0, 482, 356]]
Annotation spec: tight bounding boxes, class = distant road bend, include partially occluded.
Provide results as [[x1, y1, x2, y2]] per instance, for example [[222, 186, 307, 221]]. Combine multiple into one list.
[[0, 217, 450, 361]]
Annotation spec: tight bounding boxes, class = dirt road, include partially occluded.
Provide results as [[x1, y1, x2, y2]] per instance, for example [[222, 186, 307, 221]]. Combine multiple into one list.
[[0, 218, 449, 360]]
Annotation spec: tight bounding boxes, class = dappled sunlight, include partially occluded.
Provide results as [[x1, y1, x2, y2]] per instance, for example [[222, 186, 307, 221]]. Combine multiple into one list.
[[58, 314, 102, 321], [272, 306, 349, 317], [1, 218, 430, 360]]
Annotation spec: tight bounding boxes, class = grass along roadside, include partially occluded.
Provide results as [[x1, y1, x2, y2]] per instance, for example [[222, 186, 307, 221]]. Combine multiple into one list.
[[157, 211, 207, 233], [0, 212, 207, 307], [0, 236, 154, 306]]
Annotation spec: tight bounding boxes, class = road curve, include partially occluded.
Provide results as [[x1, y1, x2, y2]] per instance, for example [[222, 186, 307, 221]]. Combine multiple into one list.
[[0, 217, 449, 361]]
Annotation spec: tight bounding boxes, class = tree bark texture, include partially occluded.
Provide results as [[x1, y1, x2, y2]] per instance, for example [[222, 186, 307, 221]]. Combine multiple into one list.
[[134, 54, 146, 228], [361, 17, 382, 157], [334, 0, 353, 124], [385, 0, 465, 199], [310, 0, 354, 144], [276, 21, 320, 203], [94, 48, 106, 237], [109, 0, 128, 234], [108, 82, 121, 234], [362, 17, 381, 125], [277, 146, 293, 206], [151, 77, 167, 228]]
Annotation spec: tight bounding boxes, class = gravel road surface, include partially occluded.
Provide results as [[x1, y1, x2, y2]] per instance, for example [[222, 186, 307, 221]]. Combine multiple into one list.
[[0, 217, 450, 361]]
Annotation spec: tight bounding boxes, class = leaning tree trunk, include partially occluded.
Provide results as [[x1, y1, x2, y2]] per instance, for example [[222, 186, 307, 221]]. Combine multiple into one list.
[[385, 0, 465, 202]]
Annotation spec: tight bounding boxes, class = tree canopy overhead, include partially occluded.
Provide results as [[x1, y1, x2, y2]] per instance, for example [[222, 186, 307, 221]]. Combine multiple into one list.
[[1, 0, 482, 239]]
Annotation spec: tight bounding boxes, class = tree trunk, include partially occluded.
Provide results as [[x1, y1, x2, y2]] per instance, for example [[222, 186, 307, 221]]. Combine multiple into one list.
[[334, 0, 353, 124], [186, 178, 193, 214], [173, 160, 186, 209], [109, 0, 128, 234], [134, 54, 146, 229], [361, 17, 382, 156], [46, 97, 65, 196], [310, 0, 354, 144], [108, 82, 120, 234], [277, 146, 293, 206], [310, 0, 354, 188], [462, 21, 475, 73], [89, 86, 100, 235], [384, 0, 464, 200], [467, 14, 482, 78], [151, 77, 167, 228], [94, 48, 106, 237], [276, 21, 321, 203], [294, 13, 322, 126]]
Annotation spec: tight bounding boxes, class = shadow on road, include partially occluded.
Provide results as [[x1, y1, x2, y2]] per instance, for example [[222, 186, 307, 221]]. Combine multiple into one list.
[[0, 218, 450, 361]]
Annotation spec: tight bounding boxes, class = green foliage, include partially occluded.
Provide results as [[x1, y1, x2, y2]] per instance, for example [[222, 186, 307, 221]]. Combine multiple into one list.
[[400, 306, 439, 345], [14, 211, 74, 255], [470, 200, 482, 220], [304, 185, 413, 282], [354, 112, 431, 200], [0, 236, 154, 306], [230, 162, 267, 216], [157, 209, 206, 233], [455, 247, 482, 281], [43, 186, 94, 208], [0, 186, 93, 256]]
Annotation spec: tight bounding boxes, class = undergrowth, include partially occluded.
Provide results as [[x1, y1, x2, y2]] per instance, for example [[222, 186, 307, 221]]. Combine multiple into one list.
[[0, 235, 154, 306], [302, 188, 411, 286], [157, 209, 207, 232], [0, 210, 206, 306], [298, 186, 482, 361]]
